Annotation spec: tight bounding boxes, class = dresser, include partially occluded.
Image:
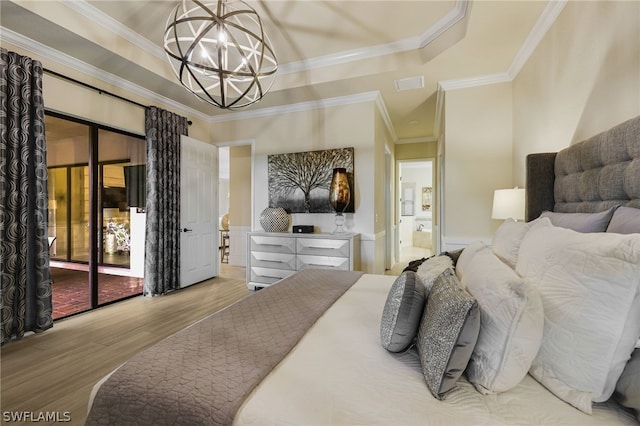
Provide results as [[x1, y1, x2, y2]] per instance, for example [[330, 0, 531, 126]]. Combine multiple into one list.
[[246, 232, 361, 290]]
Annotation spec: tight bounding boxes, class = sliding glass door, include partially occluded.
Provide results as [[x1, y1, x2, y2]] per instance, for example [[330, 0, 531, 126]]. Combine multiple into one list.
[[46, 113, 145, 318]]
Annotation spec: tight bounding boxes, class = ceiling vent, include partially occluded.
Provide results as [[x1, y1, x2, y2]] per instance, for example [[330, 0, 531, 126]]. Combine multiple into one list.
[[394, 76, 424, 91]]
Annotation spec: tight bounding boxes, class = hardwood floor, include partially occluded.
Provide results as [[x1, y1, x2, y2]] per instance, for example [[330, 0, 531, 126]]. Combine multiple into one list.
[[1, 264, 248, 426]]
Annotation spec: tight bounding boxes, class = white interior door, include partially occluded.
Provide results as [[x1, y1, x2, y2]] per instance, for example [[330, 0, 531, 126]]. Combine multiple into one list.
[[180, 135, 218, 288]]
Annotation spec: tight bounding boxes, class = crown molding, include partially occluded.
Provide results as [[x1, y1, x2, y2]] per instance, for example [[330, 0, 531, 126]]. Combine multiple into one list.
[[0, 26, 210, 123], [2, 25, 397, 131], [419, 0, 469, 48], [210, 91, 381, 122], [437, 0, 567, 92], [211, 91, 399, 143], [439, 72, 511, 91], [433, 0, 567, 136], [434, 84, 445, 139], [278, 0, 468, 75], [277, 37, 418, 75], [66, 0, 467, 78], [211, 91, 398, 143], [62, 1, 166, 61], [507, 0, 567, 79], [374, 93, 398, 143], [396, 136, 438, 144]]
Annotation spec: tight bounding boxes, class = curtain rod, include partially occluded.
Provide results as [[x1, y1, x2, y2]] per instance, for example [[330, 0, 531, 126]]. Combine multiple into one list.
[[43, 68, 192, 125]]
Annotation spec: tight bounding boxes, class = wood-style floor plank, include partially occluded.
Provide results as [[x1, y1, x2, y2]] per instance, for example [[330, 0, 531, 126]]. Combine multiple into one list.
[[1, 265, 249, 426]]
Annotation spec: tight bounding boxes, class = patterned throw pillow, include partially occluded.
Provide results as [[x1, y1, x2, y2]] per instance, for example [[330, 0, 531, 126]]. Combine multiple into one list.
[[380, 271, 426, 353], [416, 270, 480, 399]]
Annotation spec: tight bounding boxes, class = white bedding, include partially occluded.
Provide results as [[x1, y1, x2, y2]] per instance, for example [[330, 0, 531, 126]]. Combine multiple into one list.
[[234, 274, 637, 425]]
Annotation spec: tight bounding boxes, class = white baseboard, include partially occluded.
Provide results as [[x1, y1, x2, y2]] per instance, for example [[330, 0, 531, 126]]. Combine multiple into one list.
[[442, 236, 491, 252]]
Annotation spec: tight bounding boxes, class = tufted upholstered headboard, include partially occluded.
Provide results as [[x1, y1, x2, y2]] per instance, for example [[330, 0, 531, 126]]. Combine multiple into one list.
[[525, 115, 640, 221]]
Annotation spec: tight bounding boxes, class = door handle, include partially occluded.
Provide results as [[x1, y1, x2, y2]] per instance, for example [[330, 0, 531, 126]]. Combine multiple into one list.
[[182, 228, 193, 232]]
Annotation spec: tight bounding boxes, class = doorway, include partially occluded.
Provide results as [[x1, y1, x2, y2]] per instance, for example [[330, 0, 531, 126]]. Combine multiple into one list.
[[216, 141, 253, 277], [397, 159, 434, 265]]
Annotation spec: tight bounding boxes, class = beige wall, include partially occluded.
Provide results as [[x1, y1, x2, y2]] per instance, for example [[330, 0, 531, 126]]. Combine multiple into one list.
[[212, 101, 388, 272], [5, 41, 210, 140], [212, 102, 375, 233], [440, 1, 639, 247], [228, 145, 252, 227], [395, 141, 438, 160], [513, 0, 640, 186], [443, 82, 513, 247]]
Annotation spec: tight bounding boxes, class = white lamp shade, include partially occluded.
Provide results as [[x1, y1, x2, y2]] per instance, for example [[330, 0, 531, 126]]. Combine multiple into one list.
[[492, 188, 525, 221]]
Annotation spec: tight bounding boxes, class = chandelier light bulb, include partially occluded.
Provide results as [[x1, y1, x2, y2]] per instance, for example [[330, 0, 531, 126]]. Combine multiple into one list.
[[164, 0, 278, 109]]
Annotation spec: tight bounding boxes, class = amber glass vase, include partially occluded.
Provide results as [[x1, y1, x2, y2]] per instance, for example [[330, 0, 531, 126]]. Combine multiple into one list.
[[329, 168, 350, 233]]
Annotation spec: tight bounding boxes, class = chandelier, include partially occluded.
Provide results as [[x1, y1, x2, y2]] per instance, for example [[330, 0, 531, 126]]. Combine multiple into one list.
[[164, 0, 277, 109]]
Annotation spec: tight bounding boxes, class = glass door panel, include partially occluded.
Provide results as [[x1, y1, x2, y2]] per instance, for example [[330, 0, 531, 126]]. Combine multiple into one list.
[[97, 129, 145, 305], [69, 165, 90, 263], [47, 167, 67, 260], [46, 115, 91, 319]]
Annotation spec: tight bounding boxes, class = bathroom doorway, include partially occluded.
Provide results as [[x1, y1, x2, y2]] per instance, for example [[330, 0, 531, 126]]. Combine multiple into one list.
[[397, 159, 434, 264]]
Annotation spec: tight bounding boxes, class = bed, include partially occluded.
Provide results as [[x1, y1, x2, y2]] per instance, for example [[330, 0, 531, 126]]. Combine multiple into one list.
[[86, 115, 640, 425]]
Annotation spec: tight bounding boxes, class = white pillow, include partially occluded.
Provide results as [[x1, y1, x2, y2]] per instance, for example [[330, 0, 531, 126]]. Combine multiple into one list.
[[461, 246, 544, 394], [491, 219, 534, 269], [516, 218, 640, 413], [454, 241, 486, 283], [415, 255, 453, 293]]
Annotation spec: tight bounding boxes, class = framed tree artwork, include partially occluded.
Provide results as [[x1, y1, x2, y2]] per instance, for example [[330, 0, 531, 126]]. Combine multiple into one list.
[[268, 147, 355, 213]]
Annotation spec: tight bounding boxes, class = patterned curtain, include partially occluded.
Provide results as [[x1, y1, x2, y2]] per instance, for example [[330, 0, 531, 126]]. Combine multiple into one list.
[[144, 107, 189, 295], [0, 49, 53, 344]]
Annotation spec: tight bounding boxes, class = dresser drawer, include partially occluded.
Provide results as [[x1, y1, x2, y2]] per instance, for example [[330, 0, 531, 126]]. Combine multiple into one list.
[[250, 251, 296, 271], [250, 267, 296, 284], [296, 238, 350, 257], [297, 255, 349, 271], [250, 235, 296, 254]]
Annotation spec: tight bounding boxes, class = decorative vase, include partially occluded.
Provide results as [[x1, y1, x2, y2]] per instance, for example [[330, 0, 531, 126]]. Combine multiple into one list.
[[329, 168, 351, 233], [260, 207, 290, 232], [105, 233, 116, 254], [221, 213, 230, 231]]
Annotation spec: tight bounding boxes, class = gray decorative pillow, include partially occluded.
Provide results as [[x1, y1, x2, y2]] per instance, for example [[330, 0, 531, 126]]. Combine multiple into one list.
[[380, 271, 426, 353], [416, 270, 480, 399], [614, 349, 640, 421], [540, 206, 617, 232], [606, 206, 640, 234]]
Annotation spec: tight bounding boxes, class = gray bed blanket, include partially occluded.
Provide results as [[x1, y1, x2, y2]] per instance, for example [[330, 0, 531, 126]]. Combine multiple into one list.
[[85, 269, 364, 426]]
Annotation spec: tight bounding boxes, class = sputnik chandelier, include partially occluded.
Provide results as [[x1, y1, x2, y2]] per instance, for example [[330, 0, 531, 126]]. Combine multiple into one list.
[[164, 0, 278, 109]]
